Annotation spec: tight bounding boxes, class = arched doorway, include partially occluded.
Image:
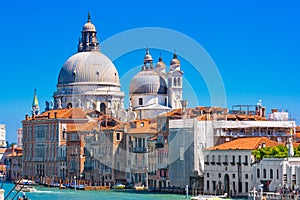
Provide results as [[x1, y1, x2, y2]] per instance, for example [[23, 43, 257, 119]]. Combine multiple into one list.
[[224, 174, 230, 196], [100, 103, 106, 114], [67, 103, 72, 108]]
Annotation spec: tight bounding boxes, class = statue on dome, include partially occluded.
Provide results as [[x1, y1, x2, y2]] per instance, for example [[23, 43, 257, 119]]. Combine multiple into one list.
[[45, 101, 50, 111], [56, 98, 62, 109]]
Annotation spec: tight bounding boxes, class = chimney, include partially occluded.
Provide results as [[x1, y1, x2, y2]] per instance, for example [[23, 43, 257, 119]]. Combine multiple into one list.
[[124, 124, 128, 133], [54, 112, 57, 119], [48, 112, 50, 119], [181, 100, 188, 113], [271, 109, 278, 114], [181, 100, 188, 119], [25, 114, 28, 121]]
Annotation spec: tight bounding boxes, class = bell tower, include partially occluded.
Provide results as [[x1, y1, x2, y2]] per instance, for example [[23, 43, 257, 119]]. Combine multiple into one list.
[[168, 52, 183, 109]]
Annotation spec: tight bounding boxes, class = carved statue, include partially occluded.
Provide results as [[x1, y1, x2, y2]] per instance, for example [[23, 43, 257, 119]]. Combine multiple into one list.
[[56, 98, 62, 109], [45, 101, 50, 111]]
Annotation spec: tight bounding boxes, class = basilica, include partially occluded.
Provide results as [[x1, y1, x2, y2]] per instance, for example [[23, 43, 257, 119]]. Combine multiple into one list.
[[52, 14, 183, 120]]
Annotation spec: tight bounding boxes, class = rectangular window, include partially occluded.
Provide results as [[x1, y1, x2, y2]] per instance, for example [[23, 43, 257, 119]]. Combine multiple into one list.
[[244, 155, 248, 165], [207, 180, 210, 190], [116, 132, 121, 141], [206, 155, 209, 163], [139, 98, 143, 105], [245, 182, 248, 192], [180, 147, 184, 161]]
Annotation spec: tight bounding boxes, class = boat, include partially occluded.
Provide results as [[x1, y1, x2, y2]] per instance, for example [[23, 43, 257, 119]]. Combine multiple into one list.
[[134, 185, 145, 191], [191, 193, 229, 200], [14, 179, 37, 186], [115, 183, 125, 189], [15, 185, 37, 192]]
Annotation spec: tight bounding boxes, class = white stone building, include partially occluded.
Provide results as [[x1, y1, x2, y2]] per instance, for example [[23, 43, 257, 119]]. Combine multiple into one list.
[[168, 118, 214, 188], [17, 128, 22, 148], [129, 48, 183, 119], [53, 14, 125, 116], [0, 124, 6, 148], [204, 137, 278, 197], [167, 108, 296, 191], [252, 157, 300, 192]]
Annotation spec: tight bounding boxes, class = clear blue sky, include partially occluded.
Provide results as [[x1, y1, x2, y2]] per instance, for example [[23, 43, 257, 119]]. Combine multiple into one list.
[[0, 0, 299, 143]]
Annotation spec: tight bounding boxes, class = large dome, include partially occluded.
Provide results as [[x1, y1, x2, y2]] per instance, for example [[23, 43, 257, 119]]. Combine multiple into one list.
[[58, 51, 120, 85], [130, 69, 167, 95]]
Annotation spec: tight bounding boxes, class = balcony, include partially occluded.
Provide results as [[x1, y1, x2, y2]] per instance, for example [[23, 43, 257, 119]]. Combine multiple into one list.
[[155, 143, 164, 149], [204, 161, 209, 165], [210, 161, 215, 165], [84, 167, 94, 171], [230, 162, 235, 166], [132, 147, 148, 153], [222, 161, 228, 166], [216, 161, 221, 165], [243, 162, 249, 166]]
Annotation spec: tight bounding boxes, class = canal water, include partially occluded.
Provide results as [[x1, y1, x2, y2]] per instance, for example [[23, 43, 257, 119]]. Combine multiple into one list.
[[2, 182, 190, 200]]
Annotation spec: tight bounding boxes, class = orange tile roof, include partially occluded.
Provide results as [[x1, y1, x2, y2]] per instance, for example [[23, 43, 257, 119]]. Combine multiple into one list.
[[67, 122, 98, 132], [6, 153, 22, 157], [159, 109, 182, 117], [0, 148, 6, 154], [28, 108, 87, 120], [208, 137, 279, 150], [127, 123, 157, 135]]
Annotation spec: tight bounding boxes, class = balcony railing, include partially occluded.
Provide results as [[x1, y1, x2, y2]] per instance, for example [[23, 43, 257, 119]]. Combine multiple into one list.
[[222, 161, 228, 166], [133, 147, 148, 153]]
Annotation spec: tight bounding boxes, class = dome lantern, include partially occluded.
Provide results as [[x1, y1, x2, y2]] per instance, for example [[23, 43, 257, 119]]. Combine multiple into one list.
[[170, 51, 181, 70], [143, 47, 154, 70], [78, 13, 100, 52]]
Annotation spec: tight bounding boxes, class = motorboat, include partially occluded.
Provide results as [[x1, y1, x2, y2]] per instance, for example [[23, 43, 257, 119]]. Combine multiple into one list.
[[191, 193, 228, 199], [15, 185, 37, 192], [115, 183, 125, 189], [14, 179, 37, 185], [134, 185, 145, 191]]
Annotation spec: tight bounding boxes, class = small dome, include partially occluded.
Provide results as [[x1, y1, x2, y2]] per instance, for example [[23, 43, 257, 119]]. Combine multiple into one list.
[[58, 51, 120, 85], [82, 21, 96, 32], [170, 53, 180, 66], [82, 13, 96, 32], [156, 56, 166, 69], [130, 69, 167, 95], [143, 47, 153, 63]]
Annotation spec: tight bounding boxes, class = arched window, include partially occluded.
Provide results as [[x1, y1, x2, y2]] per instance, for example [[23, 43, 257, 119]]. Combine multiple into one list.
[[257, 169, 260, 178], [263, 168, 266, 178], [117, 162, 120, 173], [67, 103, 72, 108], [177, 77, 181, 86], [100, 103, 106, 114], [173, 78, 177, 86], [270, 169, 273, 179]]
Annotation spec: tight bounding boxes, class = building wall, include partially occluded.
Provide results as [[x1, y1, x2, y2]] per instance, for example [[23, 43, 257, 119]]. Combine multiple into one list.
[[168, 119, 214, 188], [252, 157, 300, 192], [204, 150, 253, 197], [0, 124, 6, 147], [17, 128, 23, 148]]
